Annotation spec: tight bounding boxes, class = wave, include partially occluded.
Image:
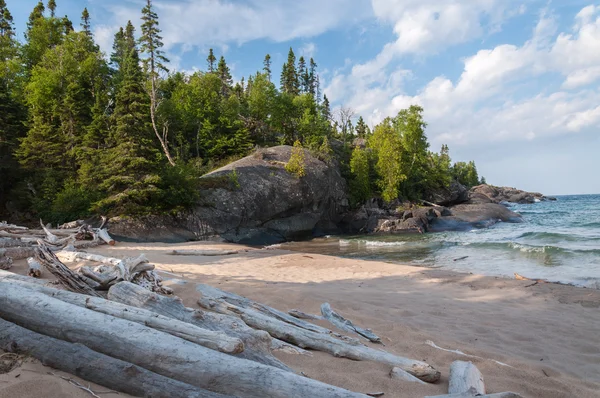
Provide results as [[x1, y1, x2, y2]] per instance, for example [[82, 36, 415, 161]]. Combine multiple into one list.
[[516, 231, 600, 242], [339, 239, 407, 247], [578, 221, 600, 228], [464, 241, 600, 256]]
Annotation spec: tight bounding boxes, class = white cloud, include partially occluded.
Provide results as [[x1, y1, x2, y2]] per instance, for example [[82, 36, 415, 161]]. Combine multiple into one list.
[[325, 3, 600, 152], [299, 42, 317, 59], [97, 0, 372, 52]]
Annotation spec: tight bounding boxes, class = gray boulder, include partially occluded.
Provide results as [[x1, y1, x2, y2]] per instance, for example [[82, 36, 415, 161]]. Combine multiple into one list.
[[469, 184, 552, 204], [430, 203, 523, 231], [110, 146, 348, 245], [425, 181, 469, 206]]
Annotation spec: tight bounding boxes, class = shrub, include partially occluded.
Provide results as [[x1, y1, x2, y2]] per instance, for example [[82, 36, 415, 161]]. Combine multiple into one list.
[[285, 140, 306, 178]]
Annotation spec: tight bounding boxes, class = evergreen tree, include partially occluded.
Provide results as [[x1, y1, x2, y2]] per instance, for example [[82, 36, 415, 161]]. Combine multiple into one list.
[[140, 0, 174, 166], [263, 53, 271, 81], [321, 94, 331, 121], [217, 55, 232, 97], [298, 56, 309, 93], [308, 58, 318, 97], [81, 8, 91, 36], [23, 1, 65, 69], [97, 41, 161, 214], [207, 48, 216, 72], [355, 116, 370, 138], [47, 0, 56, 17], [280, 47, 298, 95], [62, 15, 73, 33]]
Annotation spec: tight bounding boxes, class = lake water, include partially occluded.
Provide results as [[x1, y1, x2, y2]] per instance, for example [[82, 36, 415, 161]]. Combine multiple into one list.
[[280, 194, 600, 289]]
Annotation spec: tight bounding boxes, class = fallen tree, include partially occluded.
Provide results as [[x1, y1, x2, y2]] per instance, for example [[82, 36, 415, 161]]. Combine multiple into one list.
[[0, 282, 370, 398], [196, 284, 441, 382], [108, 281, 292, 371], [0, 318, 229, 398], [321, 302, 381, 344]]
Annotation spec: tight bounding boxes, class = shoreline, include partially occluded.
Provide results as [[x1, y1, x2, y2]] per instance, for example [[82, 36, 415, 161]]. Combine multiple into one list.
[[2, 240, 600, 397]]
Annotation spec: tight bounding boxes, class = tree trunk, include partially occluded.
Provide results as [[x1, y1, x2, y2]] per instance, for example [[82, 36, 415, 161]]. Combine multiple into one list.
[[0, 318, 230, 398], [389, 367, 427, 384], [198, 294, 441, 383], [108, 281, 291, 371], [425, 390, 522, 398], [0, 282, 368, 398], [0, 246, 36, 261], [0, 276, 244, 354], [448, 361, 485, 395]]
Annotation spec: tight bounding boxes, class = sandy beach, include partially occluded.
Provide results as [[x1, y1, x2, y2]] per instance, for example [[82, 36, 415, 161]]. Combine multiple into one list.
[[1, 241, 599, 398]]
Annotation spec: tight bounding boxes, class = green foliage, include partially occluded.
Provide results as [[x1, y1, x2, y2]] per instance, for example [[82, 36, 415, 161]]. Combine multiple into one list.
[[349, 146, 371, 206], [369, 119, 405, 203], [0, 1, 487, 223], [452, 161, 480, 188], [285, 140, 306, 178]]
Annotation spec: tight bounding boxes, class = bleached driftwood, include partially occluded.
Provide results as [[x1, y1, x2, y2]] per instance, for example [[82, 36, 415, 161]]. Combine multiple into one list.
[[197, 293, 441, 382], [0, 318, 230, 398], [449, 361, 485, 395], [196, 284, 336, 335], [96, 228, 115, 245], [169, 249, 239, 256], [389, 367, 427, 384], [0, 238, 30, 248], [27, 257, 43, 277], [0, 276, 243, 354], [56, 250, 169, 294], [289, 309, 325, 320], [271, 338, 313, 356], [34, 242, 102, 297], [321, 303, 382, 344], [108, 282, 291, 371], [0, 256, 12, 270], [0, 283, 369, 398], [425, 388, 522, 398], [0, 246, 36, 260], [0, 221, 28, 230]]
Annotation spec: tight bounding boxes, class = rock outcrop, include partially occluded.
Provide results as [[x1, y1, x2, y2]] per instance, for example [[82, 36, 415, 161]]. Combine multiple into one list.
[[424, 181, 469, 206], [469, 185, 556, 204], [110, 146, 348, 245]]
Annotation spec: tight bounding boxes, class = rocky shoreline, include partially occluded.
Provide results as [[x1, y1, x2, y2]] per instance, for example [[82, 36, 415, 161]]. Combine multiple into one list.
[[109, 146, 554, 244]]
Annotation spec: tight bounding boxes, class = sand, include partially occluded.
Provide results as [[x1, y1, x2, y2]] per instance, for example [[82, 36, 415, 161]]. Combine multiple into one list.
[[1, 241, 599, 398]]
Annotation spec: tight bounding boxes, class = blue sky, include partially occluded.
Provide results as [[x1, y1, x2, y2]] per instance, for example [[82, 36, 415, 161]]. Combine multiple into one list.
[[6, 0, 600, 195]]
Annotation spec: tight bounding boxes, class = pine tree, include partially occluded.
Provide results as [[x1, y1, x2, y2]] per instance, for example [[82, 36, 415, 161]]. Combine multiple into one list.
[[263, 54, 271, 81], [97, 43, 161, 214], [308, 58, 318, 97], [321, 94, 331, 121], [62, 15, 73, 33], [217, 55, 232, 97], [280, 47, 298, 95], [139, 0, 174, 166], [355, 116, 370, 138], [47, 0, 56, 17], [26, 2, 45, 33], [207, 48, 216, 72], [81, 8, 91, 36], [298, 56, 308, 93]]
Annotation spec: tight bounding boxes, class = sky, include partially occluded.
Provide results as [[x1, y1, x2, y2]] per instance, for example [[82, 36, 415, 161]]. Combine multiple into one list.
[[6, 0, 600, 195]]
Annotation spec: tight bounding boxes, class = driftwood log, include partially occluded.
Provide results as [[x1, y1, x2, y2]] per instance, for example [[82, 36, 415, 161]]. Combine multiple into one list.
[[0, 318, 230, 398], [389, 367, 427, 384], [169, 249, 239, 256], [0, 282, 369, 398], [108, 281, 291, 371], [449, 361, 485, 395], [321, 302, 382, 344], [289, 309, 324, 320], [197, 288, 441, 382], [26, 257, 43, 277], [0, 246, 36, 261], [34, 242, 102, 296], [425, 389, 522, 398], [0, 275, 244, 354]]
